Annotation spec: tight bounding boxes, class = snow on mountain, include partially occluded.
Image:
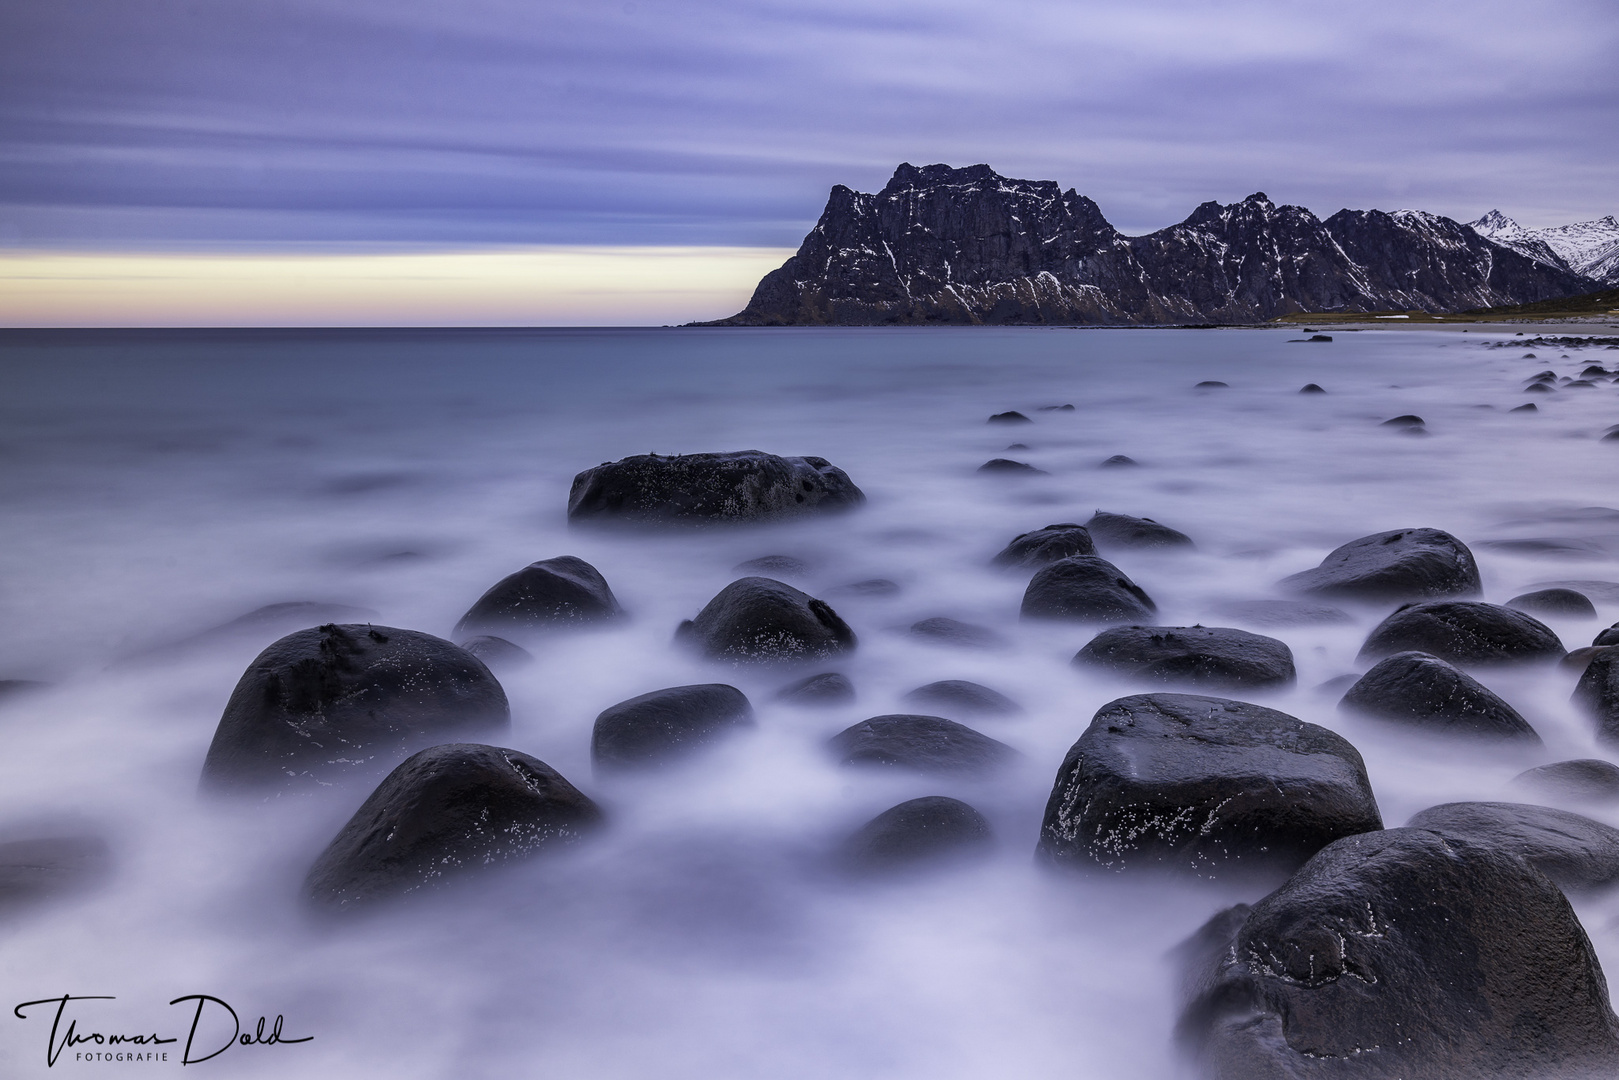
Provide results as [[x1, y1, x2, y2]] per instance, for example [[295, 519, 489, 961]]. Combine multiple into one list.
[[1467, 210, 1572, 274], [1467, 210, 1619, 285]]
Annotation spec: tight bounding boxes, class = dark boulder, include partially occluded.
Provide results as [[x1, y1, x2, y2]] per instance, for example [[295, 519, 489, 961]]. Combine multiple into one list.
[[1073, 625, 1295, 690], [1511, 402, 1538, 412], [1359, 601, 1564, 666], [977, 458, 1047, 474], [829, 714, 1016, 775], [987, 411, 1032, 424], [304, 743, 601, 912], [1596, 622, 1619, 646], [456, 635, 533, 672], [1339, 650, 1539, 741], [1038, 693, 1381, 875], [1299, 384, 1326, 394], [1178, 828, 1619, 1080], [901, 680, 1021, 718], [1381, 414, 1425, 428], [453, 556, 622, 637], [676, 577, 856, 663], [0, 836, 111, 920], [1195, 380, 1229, 389], [840, 796, 994, 873], [1574, 651, 1619, 745], [1515, 759, 1619, 803], [1406, 801, 1619, 890], [1563, 646, 1619, 675], [591, 684, 754, 772], [201, 624, 510, 792], [567, 450, 864, 527], [775, 671, 855, 706], [991, 523, 1096, 569], [1280, 527, 1480, 602], [1509, 587, 1597, 617], [1085, 511, 1194, 550], [908, 617, 1005, 650], [1021, 556, 1156, 623], [735, 554, 812, 576], [1100, 454, 1139, 467]]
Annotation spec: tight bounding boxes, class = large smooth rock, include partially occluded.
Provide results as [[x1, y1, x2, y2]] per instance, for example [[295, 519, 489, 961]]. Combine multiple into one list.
[[1073, 625, 1295, 690], [201, 624, 510, 792], [1038, 694, 1381, 875], [1280, 527, 1481, 602], [568, 450, 864, 526], [840, 796, 994, 873], [828, 714, 1016, 775], [1339, 650, 1539, 741], [677, 577, 856, 663], [1575, 651, 1619, 745], [453, 556, 621, 636], [1085, 511, 1194, 551], [1515, 759, 1619, 803], [1509, 587, 1597, 617], [1359, 601, 1564, 666], [304, 743, 601, 912], [1406, 801, 1619, 890], [1178, 828, 1619, 1080], [901, 680, 1021, 718], [992, 523, 1095, 569], [591, 684, 754, 772], [774, 671, 855, 706], [1021, 556, 1156, 623]]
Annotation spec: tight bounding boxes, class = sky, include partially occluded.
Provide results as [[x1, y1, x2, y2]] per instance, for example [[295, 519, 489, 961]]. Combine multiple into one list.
[[2, 0, 1616, 325]]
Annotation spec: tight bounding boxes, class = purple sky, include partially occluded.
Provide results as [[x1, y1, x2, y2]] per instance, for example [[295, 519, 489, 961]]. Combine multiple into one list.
[[3, 0, 1616, 250]]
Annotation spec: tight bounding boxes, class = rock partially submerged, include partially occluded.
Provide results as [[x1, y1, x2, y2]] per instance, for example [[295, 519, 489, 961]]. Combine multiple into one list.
[[201, 624, 510, 792], [1359, 601, 1564, 666], [1508, 587, 1598, 617], [304, 743, 601, 912], [829, 714, 1016, 775], [0, 836, 112, 921], [1339, 650, 1539, 741], [901, 680, 1021, 718], [1406, 801, 1619, 890], [677, 577, 856, 663], [1073, 625, 1295, 690], [839, 796, 994, 874], [1038, 693, 1381, 875], [774, 671, 855, 706], [454, 556, 622, 637], [1574, 651, 1619, 745], [1085, 511, 1194, 551], [1515, 759, 1619, 803], [1021, 556, 1156, 623], [591, 684, 754, 772], [568, 450, 864, 527], [908, 617, 1005, 650], [1178, 828, 1619, 1080], [1280, 528, 1481, 602], [991, 523, 1095, 569]]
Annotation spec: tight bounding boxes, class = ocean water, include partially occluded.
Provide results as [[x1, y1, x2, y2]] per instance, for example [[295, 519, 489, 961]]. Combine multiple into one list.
[[1, 325, 1618, 1078]]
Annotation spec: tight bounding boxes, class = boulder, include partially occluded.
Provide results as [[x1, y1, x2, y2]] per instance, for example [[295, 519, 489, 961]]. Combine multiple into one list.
[[901, 680, 1021, 718], [1596, 622, 1619, 646], [1339, 650, 1539, 741], [1359, 601, 1564, 666], [1380, 414, 1425, 428], [1085, 511, 1194, 551], [304, 743, 601, 912], [567, 450, 864, 526], [986, 411, 1032, 424], [977, 458, 1046, 474], [827, 578, 901, 598], [1021, 556, 1156, 623], [1038, 693, 1381, 875], [592, 683, 754, 772], [1406, 801, 1619, 890], [1178, 828, 1619, 1080], [457, 635, 533, 672], [201, 624, 510, 792], [1280, 528, 1481, 602], [840, 796, 994, 873], [1509, 587, 1597, 617], [1100, 454, 1139, 467], [774, 671, 855, 706], [676, 577, 856, 663], [1073, 625, 1295, 690], [453, 556, 622, 637], [992, 523, 1096, 569], [1299, 384, 1326, 394], [735, 554, 812, 576], [1574, 651, 1619, 744], [1563, 646, 1619, 675], [1515, 759, 1619, 803], [908, 617, 1005, 650], [0, 836, 111, 920], [828, 714, 1016, 775]]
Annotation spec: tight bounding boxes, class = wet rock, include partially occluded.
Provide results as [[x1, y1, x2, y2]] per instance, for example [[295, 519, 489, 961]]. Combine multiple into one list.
[[1575, 651, 1619, 745], [1564, 646, 1619, 675], [987, 411, 1032, 424], [591, 684, 755, 772], [1207, 599, 1352, 627], [908, 617, 1005, 650], [1100, 454, 1139, 467], [1073, 625, 1295, 690], [453, 556, 622, 637], [1525, 382, 1555, 393], [1085, 511, 1195, 551], [303, 743, 601, 912], [775, 671, 855, 706], [1004, 442, 1030, 450], [0, 836, 112, 920], [676, 577, 856, 663], [1511, 402, 1538, 412], [1509, 587, 1597, 617], [1037, 404, 1075, 412], [1381, 414, 1425, 428], [1195, 380, 1229, 389], [1280, 528, 1481, 602], [828, 714, 1016, 775], [1020, 556, 1156, 623], [840, 796, 994, 873], [991, 523, 1096, 569], [977, 458, 1047, 474], [1407, 801, 1619, 890], [1306, 333, 1332, 342], [1515, 759, 1619, 803], [457, 635, 533, 672], [1299, 383, 1326, 393], [1597, 622, 1619, 646], [827, 578, 901, 598], [1178, 828, 1619, 1080], [901, 680, 1021, 718], [1038, 693, 1381, 874], [1339, 651, 1539, 741], [1534, 580, 1619, 603], [567, 450, 864, 527], [1359, 601, 1564, 666], [201, 624, 511, 792], [735, 554, 812, 576]]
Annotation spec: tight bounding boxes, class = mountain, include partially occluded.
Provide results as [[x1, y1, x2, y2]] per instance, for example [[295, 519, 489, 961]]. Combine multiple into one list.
[[710, 164, 1600, 326], [1468, 211, 1619, 285]]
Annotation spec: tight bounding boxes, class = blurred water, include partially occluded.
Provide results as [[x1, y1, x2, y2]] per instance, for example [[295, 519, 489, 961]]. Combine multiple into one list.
[[1, 325, 1618, 1078]]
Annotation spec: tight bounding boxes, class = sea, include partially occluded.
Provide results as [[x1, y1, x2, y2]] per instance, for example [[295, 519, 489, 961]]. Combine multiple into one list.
[[1, 324, 1618, 1078]]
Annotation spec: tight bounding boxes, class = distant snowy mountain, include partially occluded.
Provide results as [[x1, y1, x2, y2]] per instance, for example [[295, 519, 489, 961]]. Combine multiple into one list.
[[1468, 210, 1619, 285]]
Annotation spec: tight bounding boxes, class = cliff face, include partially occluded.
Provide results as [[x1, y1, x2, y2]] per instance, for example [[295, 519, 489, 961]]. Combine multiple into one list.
[[715, 164, 1598, 325]]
